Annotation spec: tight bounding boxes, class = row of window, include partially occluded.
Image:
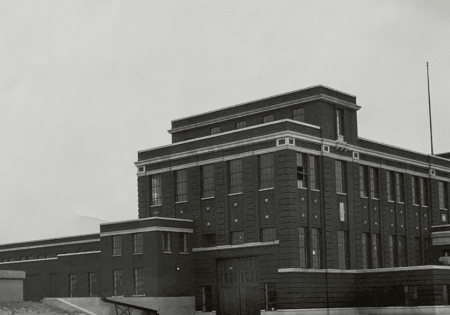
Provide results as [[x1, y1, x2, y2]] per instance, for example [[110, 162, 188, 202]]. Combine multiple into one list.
[[69, 272, 98, 297], [112, 268, 145, 296], [112, 232, 188, 256], [209, 108, 305, 136], [201, 227, 277, 248]]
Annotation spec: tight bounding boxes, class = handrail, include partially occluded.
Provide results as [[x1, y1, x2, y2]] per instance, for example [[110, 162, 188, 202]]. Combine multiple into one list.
[[101, 297, 159, 315]]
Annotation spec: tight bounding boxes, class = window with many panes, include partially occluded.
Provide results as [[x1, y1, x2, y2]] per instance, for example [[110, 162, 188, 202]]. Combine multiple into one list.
[[133, 233, 143, 254], [229, 159, 242, 194], [335, 160, 347, 193], [264, 283, 277, 311], [372, 234, 382, 268], [134, 268, 145, 295], [261, 228, 276, 242], [299, 227, 307, 268], [113, 270, 123, 296], [293, 108, 305, 122], [236, 121, 246, 129], [412, 176, 420, 205], [398, 236, 407, 267], [338, 230, 349, 270], [388, 235, 397, 267], [360, 165, 368, 197], [369, 167, 379, 199], [439, 181, 449, 210], [89, 272, 98, 297], [150, 174, 162, 206], [297, 153, 308, 188], [259, 153, 274, 189], [336, 108, 344, 137], [310, 155, 320, 190], [396, 173, 405, 203], [420, 177, 429, 206], [179, 233, 188, 253], [263, 114, 274, 123], [69, 274, 77, 297], [201, 164, 215, 198], [175, 169, 188, 202], [311, 228, 321, 269], [230, 231, 244, 245], [112, 235, 122, 256], [162, 232, 171, 252], [414, 237, 422, 266], [362, 233, 371, 269], [386, 171, 395, 201]]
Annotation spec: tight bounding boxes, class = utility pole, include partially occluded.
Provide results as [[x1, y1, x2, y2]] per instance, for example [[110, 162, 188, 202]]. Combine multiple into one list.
[[427, 62, 434, 155]]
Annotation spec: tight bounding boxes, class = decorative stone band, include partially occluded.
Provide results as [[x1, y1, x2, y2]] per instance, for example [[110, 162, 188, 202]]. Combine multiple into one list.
[[278, 265, 450, 274], [193, 240, 279, 252]]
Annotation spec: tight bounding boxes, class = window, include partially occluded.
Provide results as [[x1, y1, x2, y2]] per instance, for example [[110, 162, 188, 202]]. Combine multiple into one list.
[[372, 234, 381, 268], [134, 268, 145, 295], [339, 202, 346, 222], [203, 234, 216, 247], [420, 177, 429, 206], [443, 285, 450, 305], [414, 237, 422, 266], [360, 165, 368, 197], [230, 231, 244, 245], [388, 235, 397, 267], [424, 238, 430, 264], [335, 161, 347, 193], [369, 168, 379, 199], [439, 181, 449, 209], [133, 233, 143, 254], [297, 153, 308, 188], [113, 270, 123, 296], [362, 233, 371, 269], [398, 235, 407, 267], [299, 227, 307, 268], [236, 121, 246, 129], [311, 228, 321, 269], [150, 174, 162, 206], [336, 108, 344, 137], [201, 164, 215, 198], [112, 235, 122, 256], [264, 283, 277, 311], [338, 230, 349, 270], [175, 169, 188, 202], [412, 176, 420, 205], [179, 233, 188, 253], [396, 173, 405, 203], [88, 272, 98, 297], [69, 274, 77, 297], [261, 228, 276, 242], [263, 114, 274, 123], [386, 171, 395, 201], [210, 127, 220, 135], [293, 108, 305, 122], [229, 159, 243, 194], [259, 153, 274, 189], [162, 232, 171, 252], [310, 155, 320, 190], [201, 286, 212, 312]]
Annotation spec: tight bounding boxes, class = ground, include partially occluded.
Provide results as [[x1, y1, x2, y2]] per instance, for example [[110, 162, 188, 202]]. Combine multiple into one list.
[[0, 301, 85, 315]]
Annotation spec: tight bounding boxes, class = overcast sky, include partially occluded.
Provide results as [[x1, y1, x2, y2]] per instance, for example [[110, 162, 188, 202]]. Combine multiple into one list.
[[1, 1, 450, 244]]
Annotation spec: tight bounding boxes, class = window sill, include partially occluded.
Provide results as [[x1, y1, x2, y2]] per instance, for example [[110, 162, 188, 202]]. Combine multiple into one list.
[[361, 196, 368, 199], [201, 196, 215, 200], [297, 187, 307, 190], [336, 192, 347, 196], [133, 253, 143, 255], [179, 252, 189, 255], [311, 189, 320, 192], [112, 255, 122, 257], [259, 188, 274, 192], [387, 200, 395, 203], [133, 294, 146, 297], [163, 251, 172, 254], [412, 203, 420, 206], [371, 198, 379, 200], [440, 208, 448, 211], [397, 202, 405, 205], [150, 204, 162, 208], [175, 201, 188, 204], [422, 205, 429, 208], [228, 192, 243, 196]]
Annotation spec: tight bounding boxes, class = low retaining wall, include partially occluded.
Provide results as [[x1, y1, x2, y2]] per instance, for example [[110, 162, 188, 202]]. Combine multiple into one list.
[[0, 270, 25, 302], [261, 306, 450, 315]]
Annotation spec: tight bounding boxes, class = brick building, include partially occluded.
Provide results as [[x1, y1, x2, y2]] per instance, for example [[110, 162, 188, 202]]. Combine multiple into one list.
[[2, 85, 450, 314]]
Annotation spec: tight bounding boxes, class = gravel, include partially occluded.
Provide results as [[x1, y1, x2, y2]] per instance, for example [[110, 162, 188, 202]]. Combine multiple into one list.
[[0, 301, 86, 315]]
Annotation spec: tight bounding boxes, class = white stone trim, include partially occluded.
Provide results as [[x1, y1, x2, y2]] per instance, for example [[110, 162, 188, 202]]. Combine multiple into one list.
[[0, 239, 100, 253], [192, 240, 279, 252], [100, 216, 193, 226], [0, 257, 58, 264], [100, 226, 193, 237], [279, 265, 450, 274], [57, 250, 100, 257]]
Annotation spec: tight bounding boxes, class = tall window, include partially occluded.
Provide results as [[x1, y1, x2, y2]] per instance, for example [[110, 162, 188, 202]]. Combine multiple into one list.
[[229, 159, 243, 194], [113, 270, 123, 296], [202, 286, 213, 312], [201, 164, 215, 198], [310, 156, 320, 190], [311, 228, 321, 269], [336, 108, 344, 137], [259, 153, 274, 189], [412, 176, 420, 205], [179, 233, 188, 253], [444, 285, 450, 305], [134, 268, 145, 295], [299, 227, 307, 268], [386, 171, 395, 201], [439, 181, 449, 209], [69, 274, 77, 297], [338, 230, 349, 270], [175, 169, 188, 202], [133, 233, 143, 254], [263, 114, 274, 123], [210, 126, 220, 135], [230, 231, 244, 245], [297, 153, 308, 188], [420, 177, 429, 206], [360, 165, 368, 197], [88, 272, 98, 297], [372, 234, 381, 269], [162, 232, 171, 252], [388, 235, 397, 267], [414, 237, 422, 266], [398, 236, 407, 267], [396, 173, 405, 203], [236, 121, 246, 129], [293, 108, 305, 122], [150, 174, 162, 206], [112, 235, 122, 256], [335, 160, 347, 193], [369, 167, 379, 199], [264, 283, 277, 311], [362, 233, 371, 269]]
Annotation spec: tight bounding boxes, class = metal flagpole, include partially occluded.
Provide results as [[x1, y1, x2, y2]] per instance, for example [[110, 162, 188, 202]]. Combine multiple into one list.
[[426, 62, 434, 155]]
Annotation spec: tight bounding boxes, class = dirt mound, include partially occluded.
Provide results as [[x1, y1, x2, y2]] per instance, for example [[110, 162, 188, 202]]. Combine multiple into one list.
[[0, 301, 85, 315]]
